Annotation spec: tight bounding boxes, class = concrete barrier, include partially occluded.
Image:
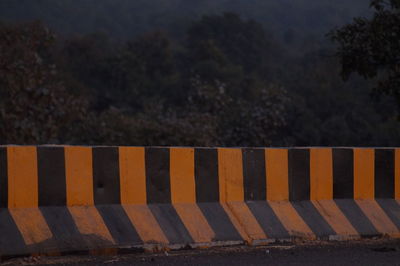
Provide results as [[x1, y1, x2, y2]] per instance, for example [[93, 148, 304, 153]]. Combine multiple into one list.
[[0, 146, 399, 257]]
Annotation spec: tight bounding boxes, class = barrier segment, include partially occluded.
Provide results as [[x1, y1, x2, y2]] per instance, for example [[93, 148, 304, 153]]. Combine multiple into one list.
[[0, 146, 399, 257]]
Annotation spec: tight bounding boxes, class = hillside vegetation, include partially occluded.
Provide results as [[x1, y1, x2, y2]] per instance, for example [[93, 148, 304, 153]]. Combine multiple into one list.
[[1, 1, 398, 146]]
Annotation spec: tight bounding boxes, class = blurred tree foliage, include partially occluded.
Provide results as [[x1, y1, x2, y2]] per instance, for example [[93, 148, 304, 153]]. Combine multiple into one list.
[[330, 0, 400, 113], [0, 8, 399, 146], [0, 21, 88, 144]]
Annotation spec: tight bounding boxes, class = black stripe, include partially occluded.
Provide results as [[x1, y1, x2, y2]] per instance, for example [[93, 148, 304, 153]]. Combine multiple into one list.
[[197, 202, 243, 241], [145, 148, 171, 204], [0, 148, 7, 208], [333, 149, 354, 199], [242, 149, 266, 201], [335, 199, 380, 236], [288, 149, 310, 201], [149, 204, 193, 244], [247, 201, 289, 239], [96, 205, 142, 246], [40, 207, 87, 252], [291, 201, 336, 237], [375, 149, 395, 198], [376, 199, 400, 230], [37, 147, 66, 206], [195, 149, 219, 202], [93, 147, 120, 205], [0, 209, 28, 256]]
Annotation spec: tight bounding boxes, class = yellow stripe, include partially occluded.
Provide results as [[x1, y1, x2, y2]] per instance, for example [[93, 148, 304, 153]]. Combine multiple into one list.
[[227, 202, 267, 240], [170, 148, 196, 204], [354, 148, 374, 199], [65, 147, 94, 206], [122, 205, 169, 244], [218, 148, 244, 202], [220, 203, 250, 243], [395, 149, 400, 200], [10, 208, 53, 245], [311, 200, 358, 237], [355, 200, 399, 236], [268, 201, 315, 239], [7, 146, 38, 208], [266, 149, 289, 201], [119, 147, 146, 204], [310, 148, 333, 200], [173, 203, 214, 243], [69, 206, 114, 244]]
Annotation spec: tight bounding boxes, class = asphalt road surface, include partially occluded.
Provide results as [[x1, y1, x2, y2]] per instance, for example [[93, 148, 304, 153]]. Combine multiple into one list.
[[3, 238, 400, 266]]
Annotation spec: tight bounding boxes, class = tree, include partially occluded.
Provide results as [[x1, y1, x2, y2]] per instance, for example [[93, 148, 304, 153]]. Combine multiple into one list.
[[116, 31, 181, 109], [58, 32, 117, 111], [0, 21, 88, 144], [329, 0, 400, 112], [184, 13, 275, 99], [186, 78, 289, 146]]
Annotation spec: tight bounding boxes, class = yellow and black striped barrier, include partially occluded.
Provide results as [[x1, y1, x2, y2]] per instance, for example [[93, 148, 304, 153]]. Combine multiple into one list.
[[0, 146, 399, 257]]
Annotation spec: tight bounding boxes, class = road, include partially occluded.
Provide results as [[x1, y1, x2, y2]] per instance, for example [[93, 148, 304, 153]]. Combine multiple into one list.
[[3, 238, 400, 266]]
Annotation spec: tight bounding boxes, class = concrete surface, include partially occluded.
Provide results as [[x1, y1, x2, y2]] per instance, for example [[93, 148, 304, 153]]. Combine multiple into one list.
[[3, 238, 400, 266]]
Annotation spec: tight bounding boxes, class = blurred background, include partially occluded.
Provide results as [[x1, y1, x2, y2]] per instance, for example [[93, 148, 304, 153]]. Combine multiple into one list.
[[1, 0, 399, 147]]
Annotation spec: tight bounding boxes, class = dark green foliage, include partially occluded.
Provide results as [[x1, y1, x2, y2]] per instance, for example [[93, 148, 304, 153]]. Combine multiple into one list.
[[186, 13, 270, 75], [330, 0, 400, 111], [0, 21, 88, 144], [0, 5, 399, 146]]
